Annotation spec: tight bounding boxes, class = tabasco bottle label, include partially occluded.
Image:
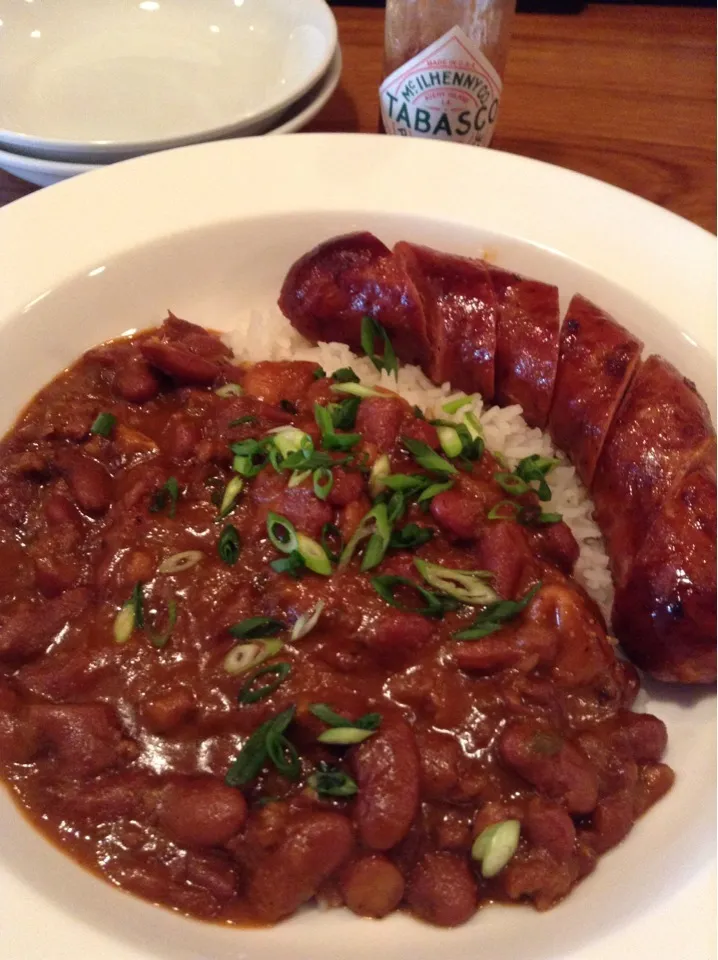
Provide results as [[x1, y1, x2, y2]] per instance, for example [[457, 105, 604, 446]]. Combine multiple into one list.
[[380, 25, 503, 146]]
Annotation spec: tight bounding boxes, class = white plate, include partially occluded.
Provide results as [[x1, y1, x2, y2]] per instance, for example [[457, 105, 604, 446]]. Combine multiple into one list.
[[0, 48, 342, 187], [0, 0, 337, 161], [0, 135, 715, 960]]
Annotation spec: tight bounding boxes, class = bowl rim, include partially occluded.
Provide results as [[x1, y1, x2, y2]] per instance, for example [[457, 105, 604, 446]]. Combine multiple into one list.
[[0, 0, 338, 157]]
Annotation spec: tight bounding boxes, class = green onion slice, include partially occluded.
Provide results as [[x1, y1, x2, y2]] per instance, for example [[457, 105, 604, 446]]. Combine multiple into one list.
[[291, 600, 325, 640], [331, 367, 360, 383], [296, 533, 332, 576], [238, 662, 292, 704], [339, 502, 391, 571], [158, 550, 204, 574], [437, 425, 462, 458], [452, 582, 542, 640], [113, 581, 144, 643], [215, 383, 243, 398], [229, 616, 284, 639], [309, 703, 381, 731], [360, 315, 398, 377], [148, 598, 178, 649], [313, 367, 326, 380], [414, 558, 498, 606], [318, 727, 374, 745], [487, 500, 521, 521], [267, 512, 299, 554], [518, 504, 563, 526], [328, 395, 361, 430], [514, 454, 560, 502], [270, 551, 306, 578], [442, 395, 473, 415], [149, 476, 180, 518], [369, 453, 391, 497], [288, 468, 312, 488], [313, 467, 334, 501], [218, 524, 241, 565], [494, 472, 530, 496], [225, 705, 297, 787], [402, 436, 458, 475], [471, 820, 521, 878], [314, 403, 361, 451], [388, 523, 434, 550], [90, 412, 117, 437], [218, 476, 244, 517], [321, 523, 344, 564], [307, 763, 358, 798], [331, 382, 382, 399], [268, 426, 312, 459], [223, 637, 284, 675], [416, 479, 454, 504], [371, 575, 448, 617], [382, 473, 429, 493]]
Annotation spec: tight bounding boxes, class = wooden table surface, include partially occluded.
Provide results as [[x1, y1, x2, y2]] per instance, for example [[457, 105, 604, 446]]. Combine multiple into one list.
[[2, 4, 715, 232]]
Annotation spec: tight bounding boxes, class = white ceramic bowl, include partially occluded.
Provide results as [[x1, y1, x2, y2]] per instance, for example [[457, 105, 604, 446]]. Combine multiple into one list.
[[0, 0, 337, 162], [0, 135, 715, 960], [0, 47, 342, 187]]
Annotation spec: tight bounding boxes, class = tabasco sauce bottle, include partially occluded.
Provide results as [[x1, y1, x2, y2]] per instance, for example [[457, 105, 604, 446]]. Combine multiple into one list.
[[380, 0, 516, 147]]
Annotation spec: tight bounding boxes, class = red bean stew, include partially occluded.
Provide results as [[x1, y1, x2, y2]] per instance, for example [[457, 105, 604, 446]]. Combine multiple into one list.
[[0, 314, 674, 927]]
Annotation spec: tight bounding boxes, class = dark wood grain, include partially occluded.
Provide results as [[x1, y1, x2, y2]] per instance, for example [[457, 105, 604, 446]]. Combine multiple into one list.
[[2, 4, 715, 232]]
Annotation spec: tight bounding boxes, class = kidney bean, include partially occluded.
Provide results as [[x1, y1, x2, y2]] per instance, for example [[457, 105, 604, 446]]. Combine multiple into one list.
[[113, 358, 160, 403], [0, 587, 92, 663], [525, 521, 580, 575], [158, 777, 247, 848], [56, 450, 113, 516], [406, 852, 477, 927], [499, 721, 599, 814], [472, 800, 524, 839], [354, 719, 420, 850], [44, 492, 83, 530], [355, 396, 408, 451], [50, 773, 149, 822], [431, 808, 472, 851], [141, 340, 219, 385], [185, 853, 237, 902], [247, 812, 353, 923], [453, 625, 557, 674], [632, 762, 675, 816], [364, 612, 435, 665], [430, 489, 484, 540], [477, 522, 534, 599], [401, 415, 439, 449], [327, 467, 365, 507], [111, 862, 222, 918], [613, 711, 668, 763], [575, 731, 638, 797], [590, 791, 634, 853], [142, 687, 196, 734], [524, 797, 577, 861], [500, 849, 576, 911], [416, 730, 462, 801], [162, 413, 202, 461], [27, 702, 126, 776], [340, 854, 405, 918]]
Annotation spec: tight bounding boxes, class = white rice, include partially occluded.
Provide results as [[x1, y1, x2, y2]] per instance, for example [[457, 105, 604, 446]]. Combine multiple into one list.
[[226, 309, 613, 618]]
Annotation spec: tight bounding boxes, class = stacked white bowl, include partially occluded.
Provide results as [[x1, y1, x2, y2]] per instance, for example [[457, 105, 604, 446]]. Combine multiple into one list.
[[0, 0, 341, 186]]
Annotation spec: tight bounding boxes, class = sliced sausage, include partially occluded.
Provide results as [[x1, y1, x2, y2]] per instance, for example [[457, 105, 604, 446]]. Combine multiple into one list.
[[476, 521, 534, 599], [364, 612, 435, 664], [593, 356, 714, 588], [141, 340, 220, 385], [488, 267, 560, 428], [247, 812, 353, 923], [242, 360, 318, 406], [524, 521, 580, 576], [353, 719, 420, 850], [113, 357, 160, 403], [406, 852, 477, 927], [158, 777, 247, 847], [340, 855, 405, 919], [395, 242, 498, 400], [612, 446, 716, 683], [278, 231, 430, 368], [26, 702, 127, 776], [499, 722, 599, 814], [524, 797, 576, 861], [326, 467, 365, 507], [355, 395, 408, 451], [548, 295, 642, 486], [0, 587, 92, 662], [56, 450, 113, 516]]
